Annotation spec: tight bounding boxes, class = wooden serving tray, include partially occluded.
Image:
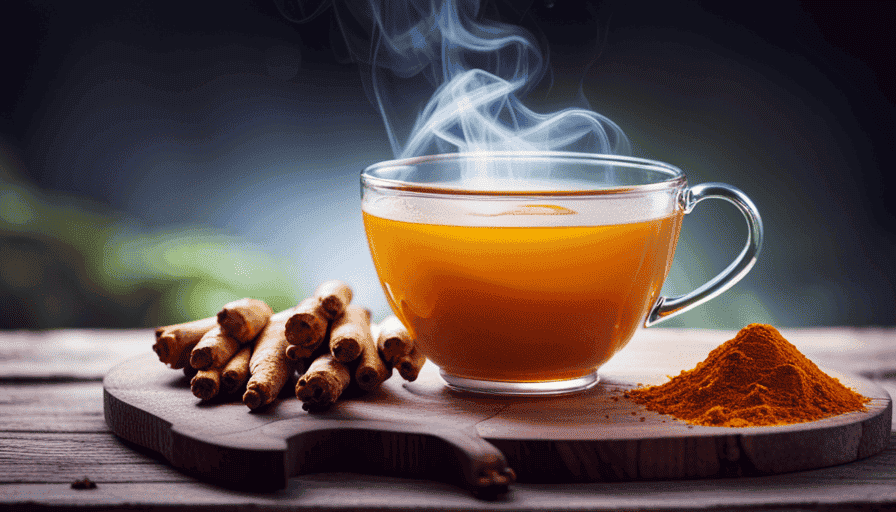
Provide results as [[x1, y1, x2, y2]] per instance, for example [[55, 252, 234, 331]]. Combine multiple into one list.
[[104, 352, 891, 498]]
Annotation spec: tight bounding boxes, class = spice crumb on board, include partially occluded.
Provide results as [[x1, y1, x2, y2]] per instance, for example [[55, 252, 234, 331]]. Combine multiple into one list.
[[70, 477, 97, 490], [625, 323, 870, 428]]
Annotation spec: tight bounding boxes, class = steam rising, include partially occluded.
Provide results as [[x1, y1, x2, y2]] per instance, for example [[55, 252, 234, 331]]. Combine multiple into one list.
[[304, 0, 630, 159], [403, 68, 629, 158]]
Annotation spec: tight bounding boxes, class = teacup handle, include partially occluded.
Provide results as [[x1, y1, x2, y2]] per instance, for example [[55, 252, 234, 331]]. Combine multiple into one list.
[[645, 182, 763, 327]]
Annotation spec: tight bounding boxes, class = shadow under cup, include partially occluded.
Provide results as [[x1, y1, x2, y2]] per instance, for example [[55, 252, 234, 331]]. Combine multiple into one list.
[[361, 152, 762, 395]]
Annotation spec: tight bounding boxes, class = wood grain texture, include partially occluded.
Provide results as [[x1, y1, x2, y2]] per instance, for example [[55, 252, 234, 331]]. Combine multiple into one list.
[[2, 326, 894, 380], [0, 432, 190, 483], [0, 383, 106, 432], [0, 329, 148, 381], [3, 327, 896, 510], [104, 350, 891, 495], [3, 437, 896, 511]]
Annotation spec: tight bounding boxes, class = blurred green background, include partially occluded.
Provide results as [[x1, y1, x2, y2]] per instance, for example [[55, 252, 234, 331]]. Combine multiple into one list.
[[0, 153, 301, 326], [1, 0, 893, 329]]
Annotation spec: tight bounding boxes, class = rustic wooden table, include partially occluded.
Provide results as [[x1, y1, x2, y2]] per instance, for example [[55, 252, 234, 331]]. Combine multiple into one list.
[[3, 326, 896, 511]]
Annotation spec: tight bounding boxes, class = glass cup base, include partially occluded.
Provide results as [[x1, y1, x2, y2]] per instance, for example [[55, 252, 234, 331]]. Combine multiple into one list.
[[439, 369, 600, 396]]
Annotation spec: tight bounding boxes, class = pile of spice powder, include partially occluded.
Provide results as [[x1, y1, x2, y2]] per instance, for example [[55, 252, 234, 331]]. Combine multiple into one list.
[[624, 323, 870, 427]]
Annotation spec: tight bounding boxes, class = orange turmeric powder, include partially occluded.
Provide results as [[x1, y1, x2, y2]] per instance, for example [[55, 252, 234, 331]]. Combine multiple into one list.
[[625, 323, 869, 427]]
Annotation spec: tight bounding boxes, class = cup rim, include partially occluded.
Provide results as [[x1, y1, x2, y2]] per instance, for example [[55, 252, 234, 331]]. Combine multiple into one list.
[[361, 151, 687, 197]]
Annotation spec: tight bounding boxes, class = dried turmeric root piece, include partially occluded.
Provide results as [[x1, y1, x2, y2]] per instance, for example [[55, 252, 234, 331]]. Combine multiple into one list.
[[217, 298, 273, 343], [313, 280, 353, 320], [284, 297, 329, 351], [376, 315, 414, 364], [243, 309, 296, 410], [395, 345, 426, 382], [295, 353, 351, 411], [190, 326, 241, 371], [153, 316, 217, 370], [329, 305, 373, 363], [191, 367, 223, 401], [221, 345, 252, 395], [356, 323, 390, 391]]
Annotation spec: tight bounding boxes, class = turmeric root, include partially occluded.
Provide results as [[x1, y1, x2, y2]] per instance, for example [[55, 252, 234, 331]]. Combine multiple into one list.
[[190, 326, 241, 371], [217, 297, 273, 343], [329, 305, 373, 363], [153, 316, 217, 370], [295, 353, 351, 411], [243, 308, 296, 410]]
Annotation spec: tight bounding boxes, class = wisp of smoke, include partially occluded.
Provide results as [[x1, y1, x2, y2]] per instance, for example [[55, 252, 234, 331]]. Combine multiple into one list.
[[280, 0, 630, 161]]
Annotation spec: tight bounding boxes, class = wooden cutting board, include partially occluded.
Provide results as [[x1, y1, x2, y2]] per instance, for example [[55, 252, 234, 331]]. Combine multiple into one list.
[[104, 352, 891, 498]]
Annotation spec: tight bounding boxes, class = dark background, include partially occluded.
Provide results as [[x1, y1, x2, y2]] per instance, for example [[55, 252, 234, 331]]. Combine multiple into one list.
[[1, 0, 893, 329]]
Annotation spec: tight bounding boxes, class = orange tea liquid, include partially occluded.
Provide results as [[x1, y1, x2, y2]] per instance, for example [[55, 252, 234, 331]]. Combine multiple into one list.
[[363, 208, 682, 382]]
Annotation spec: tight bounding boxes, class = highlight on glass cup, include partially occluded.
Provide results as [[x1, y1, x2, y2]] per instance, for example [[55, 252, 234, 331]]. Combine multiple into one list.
[[361, 152, 762, 395]]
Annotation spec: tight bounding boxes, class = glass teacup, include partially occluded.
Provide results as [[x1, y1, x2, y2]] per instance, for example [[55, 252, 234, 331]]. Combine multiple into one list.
[[361, 152, 762, 395]]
